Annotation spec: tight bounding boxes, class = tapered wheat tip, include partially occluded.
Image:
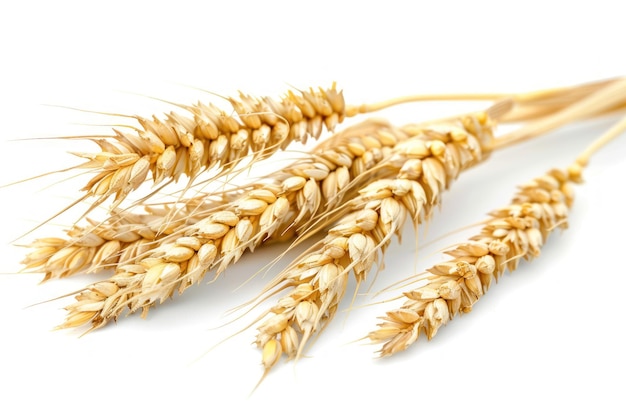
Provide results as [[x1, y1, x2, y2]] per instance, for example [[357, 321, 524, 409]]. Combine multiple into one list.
[[56, 119, 414, 331], [368, 168, 574, 357], [19, 194, 227, 280], [60, 84, 348, 215], [251, 112, 496, 373]]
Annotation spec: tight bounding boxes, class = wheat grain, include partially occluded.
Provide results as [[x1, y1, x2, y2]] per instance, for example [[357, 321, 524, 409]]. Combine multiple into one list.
[[368, 168, 575, 356], [251, 113, 495, 376]]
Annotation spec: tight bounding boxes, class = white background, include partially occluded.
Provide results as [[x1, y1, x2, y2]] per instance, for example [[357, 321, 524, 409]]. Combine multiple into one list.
[[1, 1, 625, 415]]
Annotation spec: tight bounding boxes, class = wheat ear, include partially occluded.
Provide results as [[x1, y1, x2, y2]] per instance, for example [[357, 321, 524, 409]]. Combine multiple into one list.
[[368, 168, 574, 356], [53, 84, 347, 216], [55, 119, 413, 330], [252, 113, 495, 376], [368, 112, 626, 356]]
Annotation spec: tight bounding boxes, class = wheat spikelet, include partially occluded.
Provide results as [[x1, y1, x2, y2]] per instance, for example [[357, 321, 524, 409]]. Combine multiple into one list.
[[60, 84, 347, 214], [252, 113, 495, 376], [55, 119, 413, 331], [368, 168, 575, 356]]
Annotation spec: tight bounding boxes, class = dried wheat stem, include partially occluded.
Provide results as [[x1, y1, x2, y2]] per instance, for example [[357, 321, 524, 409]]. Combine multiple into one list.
[[495, 77, 626, 148], [252, 113, 495, 374], [498, 77, 626, 123], [347, 77, 626, 123], [56, 120, 412, 330], [368, 168, 574, 356], [575, 113, 626, 167]]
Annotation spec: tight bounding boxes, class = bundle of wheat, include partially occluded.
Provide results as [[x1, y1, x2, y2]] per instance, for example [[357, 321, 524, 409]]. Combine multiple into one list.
[[9, 77, 626, 388]]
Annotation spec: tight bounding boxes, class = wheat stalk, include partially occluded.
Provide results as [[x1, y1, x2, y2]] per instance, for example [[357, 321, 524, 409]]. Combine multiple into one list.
[[55, 119, 413, 330], [252, 113, 495, 376]]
